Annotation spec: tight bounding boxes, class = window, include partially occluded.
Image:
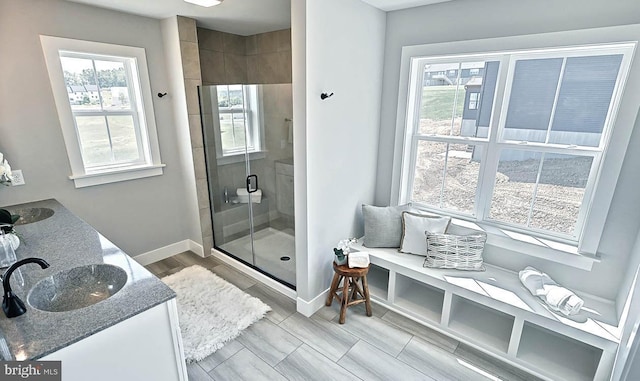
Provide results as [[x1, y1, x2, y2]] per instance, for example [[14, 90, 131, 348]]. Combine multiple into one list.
[[215, 85, 262, 156], [400, 43, 634, 248], [468, 92, 480, 110], [41, 36, 164, 188]]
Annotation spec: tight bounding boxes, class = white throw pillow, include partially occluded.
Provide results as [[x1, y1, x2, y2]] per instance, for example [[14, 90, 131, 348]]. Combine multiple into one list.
[[399, 211, 451, 256]]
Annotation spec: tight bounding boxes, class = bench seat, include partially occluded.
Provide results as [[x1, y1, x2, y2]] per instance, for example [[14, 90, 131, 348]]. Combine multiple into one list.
[[353, 240, 620, 381]]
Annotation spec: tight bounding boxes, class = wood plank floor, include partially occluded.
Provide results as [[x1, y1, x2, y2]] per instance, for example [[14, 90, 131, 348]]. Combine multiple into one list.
[[146, 252, 543, 381]]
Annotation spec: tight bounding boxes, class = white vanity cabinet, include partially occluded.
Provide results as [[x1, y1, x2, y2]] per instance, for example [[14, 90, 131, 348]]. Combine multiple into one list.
[[41, 299, 187, 381]]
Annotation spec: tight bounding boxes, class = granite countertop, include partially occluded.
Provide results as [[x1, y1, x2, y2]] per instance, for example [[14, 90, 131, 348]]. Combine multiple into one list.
[[0, 199, 175, 360]]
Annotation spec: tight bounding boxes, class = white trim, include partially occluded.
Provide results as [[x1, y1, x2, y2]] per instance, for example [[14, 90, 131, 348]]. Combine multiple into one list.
[[296, 288, 330, 317], [70, 164, 165, 188], [189, 240, 205, 257], [392, 25, 640, 260], [166, 299, 188, 381], [444, 217, 596, 270], [40, 35, 164, 187], [214, 151, 267, 166], [211, 248, 297, 299], [208, 84, 266, 164], [133, 240, 191, 266]]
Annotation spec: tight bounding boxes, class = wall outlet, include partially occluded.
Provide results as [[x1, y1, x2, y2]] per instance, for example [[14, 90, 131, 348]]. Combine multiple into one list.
[[11, 170, 25, 186]]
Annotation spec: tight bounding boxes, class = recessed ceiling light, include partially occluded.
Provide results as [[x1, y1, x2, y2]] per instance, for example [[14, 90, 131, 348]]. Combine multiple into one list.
[[184, 0, 223, 7]]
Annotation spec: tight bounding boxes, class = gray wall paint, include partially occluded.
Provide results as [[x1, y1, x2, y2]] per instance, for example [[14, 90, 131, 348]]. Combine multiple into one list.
[[376, 0, 640, 301], [0, 0, 196, 255], [294, 0, 386, 303]]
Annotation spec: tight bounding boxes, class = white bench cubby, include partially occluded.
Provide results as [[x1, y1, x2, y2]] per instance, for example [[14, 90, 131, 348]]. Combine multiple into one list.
[[355, 241, 619, 381]]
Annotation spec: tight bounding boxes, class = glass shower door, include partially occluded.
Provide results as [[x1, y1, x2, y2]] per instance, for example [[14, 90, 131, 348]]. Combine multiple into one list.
[[199, 84, 296, 288]]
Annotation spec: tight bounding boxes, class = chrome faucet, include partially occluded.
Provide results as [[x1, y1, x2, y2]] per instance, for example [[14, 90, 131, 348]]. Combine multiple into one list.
[[2, 258, 49, 318]]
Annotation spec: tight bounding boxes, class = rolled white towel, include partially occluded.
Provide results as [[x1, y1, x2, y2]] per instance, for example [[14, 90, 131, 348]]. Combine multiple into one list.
[[518, 266, 584, 316], [561, 294, 584, 316], [348, 251, 370, 268]]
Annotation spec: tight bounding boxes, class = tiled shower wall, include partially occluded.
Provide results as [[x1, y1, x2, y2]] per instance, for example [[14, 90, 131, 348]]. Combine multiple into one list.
[[176, 16, 213, 255], [198, 27, 292, 85], [174, 17, 292, 253]]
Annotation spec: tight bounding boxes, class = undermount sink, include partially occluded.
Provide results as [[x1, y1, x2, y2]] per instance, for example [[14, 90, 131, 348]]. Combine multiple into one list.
[[12, 207, 55, 225], [28, 264, 127, 312]]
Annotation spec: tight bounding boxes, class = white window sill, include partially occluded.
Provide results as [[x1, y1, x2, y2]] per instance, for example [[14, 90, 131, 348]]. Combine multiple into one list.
[[445, 218, 598, 271], [69, 164, 165, 188], [216, 151, 267, 166]]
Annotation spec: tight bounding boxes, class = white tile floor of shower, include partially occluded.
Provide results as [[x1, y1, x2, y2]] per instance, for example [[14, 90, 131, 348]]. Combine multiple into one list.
[[220, 227, 296, 286]]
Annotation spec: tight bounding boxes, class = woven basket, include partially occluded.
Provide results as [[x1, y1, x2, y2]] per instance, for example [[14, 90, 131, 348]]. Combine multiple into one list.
[[423, 232, 487, 271]]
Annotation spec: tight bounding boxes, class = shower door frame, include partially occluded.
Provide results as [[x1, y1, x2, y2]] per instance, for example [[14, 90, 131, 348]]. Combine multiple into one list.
[[198, 85, 296, 291]]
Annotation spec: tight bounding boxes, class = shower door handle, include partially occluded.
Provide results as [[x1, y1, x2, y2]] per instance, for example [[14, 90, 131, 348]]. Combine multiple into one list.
[[246, 175, 258, 193]]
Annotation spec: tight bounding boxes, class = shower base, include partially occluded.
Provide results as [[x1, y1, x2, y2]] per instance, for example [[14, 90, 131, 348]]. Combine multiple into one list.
[[219, 227, 296, 286]]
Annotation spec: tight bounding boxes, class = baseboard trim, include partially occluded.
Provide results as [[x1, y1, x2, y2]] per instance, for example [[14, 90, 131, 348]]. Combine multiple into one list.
[[297, 288, 330, 317], [189, 240, 204, 257], [210, 248, 297, 300], [133, 239, 200, 266]]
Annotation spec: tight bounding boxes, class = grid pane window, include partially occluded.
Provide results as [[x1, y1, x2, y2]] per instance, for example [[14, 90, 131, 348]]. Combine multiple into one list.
[[216, 84, 261, 156], [411, 141, 483, 215], [549, 55, 623, 146], [405, 45, 630, 241], [60, 52, 145, 170], [419, 61, 492, 137]]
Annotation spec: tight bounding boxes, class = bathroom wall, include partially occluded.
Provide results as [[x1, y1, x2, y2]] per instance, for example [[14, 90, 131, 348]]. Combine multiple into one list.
[[198, 27, 292, 85], [0, 0, 199, 256], [292, 0, 385, 306], [377, 0, 640, 302]]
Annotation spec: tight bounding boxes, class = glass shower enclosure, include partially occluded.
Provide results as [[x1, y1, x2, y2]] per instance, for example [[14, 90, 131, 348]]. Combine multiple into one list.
[[198, 84, 295, 288]]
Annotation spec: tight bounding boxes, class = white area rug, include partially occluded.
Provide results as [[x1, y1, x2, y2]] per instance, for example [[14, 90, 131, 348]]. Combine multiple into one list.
[[162, 265, 271, 363]]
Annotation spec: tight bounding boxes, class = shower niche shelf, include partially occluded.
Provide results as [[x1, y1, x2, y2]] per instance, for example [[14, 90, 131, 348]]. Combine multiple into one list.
[[353, 241, 619, 381]]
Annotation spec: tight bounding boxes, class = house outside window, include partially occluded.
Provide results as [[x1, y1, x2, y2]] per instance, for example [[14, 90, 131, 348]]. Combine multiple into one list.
[[41, 36, 164, 188], [399, 43, 635, 247]]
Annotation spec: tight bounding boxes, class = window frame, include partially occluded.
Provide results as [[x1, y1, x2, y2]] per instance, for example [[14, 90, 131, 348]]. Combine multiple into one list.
[[40, 36, 164, 188], [392, 27, 640, 262], [209, 84, 266, 165], [215, 84, 263, 157]]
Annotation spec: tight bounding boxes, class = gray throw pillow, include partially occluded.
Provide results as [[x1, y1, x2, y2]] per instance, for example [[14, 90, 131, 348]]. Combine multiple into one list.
[[362, 204, 410, 248]]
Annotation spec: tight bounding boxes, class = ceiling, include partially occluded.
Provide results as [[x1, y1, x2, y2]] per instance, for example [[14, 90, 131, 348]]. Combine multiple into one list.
[[360, 0, 452, 11], [65, 0, 453, 36], [65, 0, 292, 36]]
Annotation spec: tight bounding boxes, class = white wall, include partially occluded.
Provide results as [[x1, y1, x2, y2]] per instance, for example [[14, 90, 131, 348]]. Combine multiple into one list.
[[0, 0, 199, 255], [291, 0, 309, 303], [375, 0, 640, 302], [160, 16, 203, 246], [293, 0, 386, 305], [612, 231, 640, 379]]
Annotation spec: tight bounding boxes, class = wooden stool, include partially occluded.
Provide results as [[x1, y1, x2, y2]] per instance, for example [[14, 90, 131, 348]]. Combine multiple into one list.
[[325, 262, 372, 324]]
